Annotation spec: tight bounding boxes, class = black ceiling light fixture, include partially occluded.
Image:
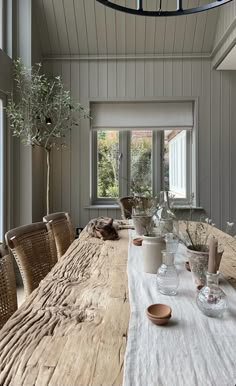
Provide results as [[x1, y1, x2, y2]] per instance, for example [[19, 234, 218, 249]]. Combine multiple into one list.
[[96, 0, 232, 16]]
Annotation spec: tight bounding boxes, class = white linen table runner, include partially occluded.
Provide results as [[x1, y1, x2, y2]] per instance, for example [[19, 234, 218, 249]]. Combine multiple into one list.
[[123, 232, 236, 386]]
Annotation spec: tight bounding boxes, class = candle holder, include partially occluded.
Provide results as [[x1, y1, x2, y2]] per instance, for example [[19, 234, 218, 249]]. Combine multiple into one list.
[[196, 272, 228, 318]]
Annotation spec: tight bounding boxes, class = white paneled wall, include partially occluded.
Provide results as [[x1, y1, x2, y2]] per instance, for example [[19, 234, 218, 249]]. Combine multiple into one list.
[[43, 58, 236, 231]]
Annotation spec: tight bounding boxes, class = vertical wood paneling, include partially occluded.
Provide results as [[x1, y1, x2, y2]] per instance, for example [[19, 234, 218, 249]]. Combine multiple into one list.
[[70, 62, 80, 226], [84, 0, 98, 55], [135, 11, 146, 54], [89, 61, 99, 98], [115, 0, 126, 55], [45, 56, 236, 231], [210, 69, 221, 226], [79, 61, 90, 226], [183, 0, 199, 53], [153, 60, 164, 97], [199, 60, 211, 214], [144, 0, 156, 54], [135, 61, 145, 97], [117, 60, 126, 98], [74, 0, 89, 55], [144, 61, 154, 97], [220, 72, 231, 227], [163, 60, 173, 96], [105, 6, 116, 55], [125, 0, 136, 54], [172, 60, 183, 97], [53, 0, 70, 55], [182, 60, 192, 96], [126, 61, 136, 97], [61, 62, 71, 214], [34, 0, 52, 55], [108, 61, 117, 97], [63, 0, 80, 55], [98, 61, 108, 98], [230, 73, 236, 229], [42, 0, 61, 54], [95, 0, 107, 55], [51, 61, 62, 213]]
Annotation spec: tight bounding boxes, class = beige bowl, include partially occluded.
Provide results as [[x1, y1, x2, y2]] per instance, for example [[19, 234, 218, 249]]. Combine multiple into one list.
[[147, 314, 171, 326], [146, 303, 172, 319]]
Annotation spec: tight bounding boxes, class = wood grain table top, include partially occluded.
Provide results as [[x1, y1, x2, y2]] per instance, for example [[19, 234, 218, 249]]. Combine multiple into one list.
[[0, 229, 129, 386], [0, 223, 235, 386]]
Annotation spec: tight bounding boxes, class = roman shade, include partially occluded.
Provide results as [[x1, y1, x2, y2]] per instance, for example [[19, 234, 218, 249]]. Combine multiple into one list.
[[90, 101, 193, 129]]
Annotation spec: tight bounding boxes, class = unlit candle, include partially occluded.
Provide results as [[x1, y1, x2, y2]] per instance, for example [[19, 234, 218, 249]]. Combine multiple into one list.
[[208, 237, 218, 274]]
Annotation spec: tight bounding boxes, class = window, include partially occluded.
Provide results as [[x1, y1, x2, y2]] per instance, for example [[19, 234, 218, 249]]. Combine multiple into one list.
[[91, 101, 195, 205], [92, 128, 192, 204]]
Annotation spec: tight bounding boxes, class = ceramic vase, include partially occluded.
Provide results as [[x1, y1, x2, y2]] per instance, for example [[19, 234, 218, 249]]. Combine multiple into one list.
[[187, 246, 224, 289], [142, 234, 166, 273], [133, 215, 153, 236]]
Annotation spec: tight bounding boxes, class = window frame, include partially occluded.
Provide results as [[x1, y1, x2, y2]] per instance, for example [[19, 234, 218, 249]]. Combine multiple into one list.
[[0, 92, 7, 242], [90, 97, 198, 208], [91, 128, 194, 206]]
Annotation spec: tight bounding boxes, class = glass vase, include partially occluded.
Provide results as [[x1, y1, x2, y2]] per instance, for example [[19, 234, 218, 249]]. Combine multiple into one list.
[[157, 251, 179, 295], [156, 191, 176, 235], [196, 272, 228, 318]]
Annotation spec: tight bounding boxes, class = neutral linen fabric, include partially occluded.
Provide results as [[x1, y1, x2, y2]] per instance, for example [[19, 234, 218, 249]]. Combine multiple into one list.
[[123, 232, 236, 386]]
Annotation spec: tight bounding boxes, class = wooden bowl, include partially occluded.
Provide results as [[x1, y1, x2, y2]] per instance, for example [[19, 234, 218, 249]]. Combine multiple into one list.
[[133, 237, 143, 246], [146, 304, 172, 319], [147, 314, 171, 326]]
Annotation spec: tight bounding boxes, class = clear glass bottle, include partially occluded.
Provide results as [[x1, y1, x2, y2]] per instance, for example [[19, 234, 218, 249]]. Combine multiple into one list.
[[156, 191, 176, 235], [157, 251, 179, 295], [196, 272, 228, 318]]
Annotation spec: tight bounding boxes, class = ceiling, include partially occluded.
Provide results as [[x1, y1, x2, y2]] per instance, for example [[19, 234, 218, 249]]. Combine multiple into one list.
[[33, 0, 220, 57]]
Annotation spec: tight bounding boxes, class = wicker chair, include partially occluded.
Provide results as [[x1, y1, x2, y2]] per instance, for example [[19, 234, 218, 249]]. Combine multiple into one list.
[[0, 244, 17, 329], [43, 212, 75, 259], [5, 222, 57, 297], [118, 196, 151, 220]]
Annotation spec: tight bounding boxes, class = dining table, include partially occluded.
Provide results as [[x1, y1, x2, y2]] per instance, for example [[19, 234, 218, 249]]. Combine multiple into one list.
[[0, 222, 236, 386]]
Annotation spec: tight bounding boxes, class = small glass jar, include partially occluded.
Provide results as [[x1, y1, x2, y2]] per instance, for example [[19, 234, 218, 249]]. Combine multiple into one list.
[[157, 251, 179, 295], [196, 272, 228, 318]]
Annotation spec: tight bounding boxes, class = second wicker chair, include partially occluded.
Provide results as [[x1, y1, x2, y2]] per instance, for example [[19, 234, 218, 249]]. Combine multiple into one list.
[[43, 212, 75, 259], [5, 222, 57, 297], [0, 245, 17, 329]]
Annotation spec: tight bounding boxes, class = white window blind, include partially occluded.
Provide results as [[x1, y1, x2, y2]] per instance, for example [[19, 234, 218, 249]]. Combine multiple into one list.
[[91, 102, 193, 129]]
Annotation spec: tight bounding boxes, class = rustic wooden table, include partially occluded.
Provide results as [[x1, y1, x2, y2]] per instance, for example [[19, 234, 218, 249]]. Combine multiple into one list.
[[0, 224, 235, 386], [0, 229, 129, 386]]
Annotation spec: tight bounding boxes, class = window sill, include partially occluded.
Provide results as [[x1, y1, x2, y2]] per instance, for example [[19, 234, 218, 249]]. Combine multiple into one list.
[[85, 205, 120, 209], [172, 206, 204, 210]]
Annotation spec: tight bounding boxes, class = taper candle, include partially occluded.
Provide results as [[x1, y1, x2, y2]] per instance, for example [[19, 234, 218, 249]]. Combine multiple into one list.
[[208, 236, 218, 273]]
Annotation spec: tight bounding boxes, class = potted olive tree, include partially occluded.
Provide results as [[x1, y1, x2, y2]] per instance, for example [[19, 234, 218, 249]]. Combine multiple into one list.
[[6, 59, 89, 214]]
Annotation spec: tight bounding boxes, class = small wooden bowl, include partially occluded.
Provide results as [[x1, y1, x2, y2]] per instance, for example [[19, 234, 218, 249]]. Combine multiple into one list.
[[146, 304, 172, 319], [133, 237, 143, 246], [147, 314, 171, 326]]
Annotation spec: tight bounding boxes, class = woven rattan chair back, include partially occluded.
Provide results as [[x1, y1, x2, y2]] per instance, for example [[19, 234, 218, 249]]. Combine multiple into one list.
[[0, 244, 17, 329], [5, 222, 57, 297], [43, 212, 74, 259], [118, 196, 150, 219]]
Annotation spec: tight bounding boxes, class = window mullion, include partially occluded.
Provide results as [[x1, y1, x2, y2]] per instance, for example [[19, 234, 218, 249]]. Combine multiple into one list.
[[153, 130, 163, 196], [119, 130, 129, 197]]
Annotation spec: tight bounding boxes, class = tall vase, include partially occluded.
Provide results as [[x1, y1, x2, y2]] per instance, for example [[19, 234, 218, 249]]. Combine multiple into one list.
[[156, 191, 176, 235]]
